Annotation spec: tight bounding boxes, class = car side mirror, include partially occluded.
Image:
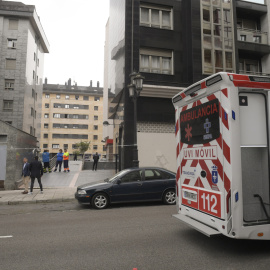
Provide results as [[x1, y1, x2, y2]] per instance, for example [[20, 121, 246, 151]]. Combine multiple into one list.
[[116, 179, 121, 185]]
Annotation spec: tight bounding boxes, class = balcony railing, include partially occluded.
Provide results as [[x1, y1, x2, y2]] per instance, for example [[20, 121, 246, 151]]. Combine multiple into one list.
[[239, 70, 270, 76], [237, 27, 268, 45]]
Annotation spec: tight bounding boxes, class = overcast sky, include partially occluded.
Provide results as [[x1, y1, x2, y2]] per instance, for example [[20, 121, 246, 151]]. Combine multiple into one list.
[[8, 0, 109, 86]]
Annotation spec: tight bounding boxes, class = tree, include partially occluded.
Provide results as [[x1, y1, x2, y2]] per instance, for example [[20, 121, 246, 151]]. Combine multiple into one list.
[[75, 141, 91, 159]]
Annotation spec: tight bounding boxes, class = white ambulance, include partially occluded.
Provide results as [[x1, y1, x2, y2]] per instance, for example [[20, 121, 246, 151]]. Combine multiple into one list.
[[172, 72, 270, 240]]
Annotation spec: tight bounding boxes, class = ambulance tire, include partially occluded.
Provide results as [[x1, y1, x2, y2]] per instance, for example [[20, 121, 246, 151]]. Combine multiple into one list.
[[91, 193, 109, 210], [163, 189, 176, 205]]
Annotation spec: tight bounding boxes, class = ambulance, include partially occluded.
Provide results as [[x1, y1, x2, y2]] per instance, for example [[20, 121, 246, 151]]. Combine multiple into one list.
[[172, 72, 270, 240]]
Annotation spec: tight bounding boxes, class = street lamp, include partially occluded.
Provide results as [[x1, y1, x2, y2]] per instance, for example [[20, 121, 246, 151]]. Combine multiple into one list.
[[128, 71, 144, 168]]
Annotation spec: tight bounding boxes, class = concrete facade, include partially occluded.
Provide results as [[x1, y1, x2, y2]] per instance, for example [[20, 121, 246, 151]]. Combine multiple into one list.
[[40, 80, 107, 157], [0, 120, 37, 190], [0, 1, 49, 139]]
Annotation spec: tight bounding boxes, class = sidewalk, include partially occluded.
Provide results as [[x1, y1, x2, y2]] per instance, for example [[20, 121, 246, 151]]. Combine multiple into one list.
[[0, 161, 115, 205]]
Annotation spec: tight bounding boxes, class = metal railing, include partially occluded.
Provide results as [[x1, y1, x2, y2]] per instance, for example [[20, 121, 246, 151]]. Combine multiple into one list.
[[237, 27, 268, 45]]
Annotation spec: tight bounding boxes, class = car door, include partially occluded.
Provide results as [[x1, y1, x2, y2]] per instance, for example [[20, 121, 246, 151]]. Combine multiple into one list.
[[111, 169, 143, 202], [142, 169, 171, 201]]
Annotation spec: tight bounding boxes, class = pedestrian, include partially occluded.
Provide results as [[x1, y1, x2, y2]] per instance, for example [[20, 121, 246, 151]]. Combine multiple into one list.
[[54, 149, 63, 172], [42, 149, 51, 173], [74, 153, 77, 161], [29, 156, 43, 194], [63, 149, 70, 172], [93, 152, 99, 171], [21, 157, 31, 194]]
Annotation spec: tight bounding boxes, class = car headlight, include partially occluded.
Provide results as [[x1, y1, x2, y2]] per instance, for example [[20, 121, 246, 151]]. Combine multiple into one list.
[[78, 189, 87, 195]]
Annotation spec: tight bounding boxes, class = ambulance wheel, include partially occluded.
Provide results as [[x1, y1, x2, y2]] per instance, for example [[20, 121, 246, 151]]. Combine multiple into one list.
[[91, 193, 109, 209], [163, 189, 176, 205]]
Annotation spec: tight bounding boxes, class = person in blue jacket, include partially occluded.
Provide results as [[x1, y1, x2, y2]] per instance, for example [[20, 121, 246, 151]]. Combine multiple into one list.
[[54, 149, 64, 172], [42, 149, 51, 173]]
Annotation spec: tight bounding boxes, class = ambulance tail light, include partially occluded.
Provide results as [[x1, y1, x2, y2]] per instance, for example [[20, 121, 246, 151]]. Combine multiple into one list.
[[258, 233, 264, 237]]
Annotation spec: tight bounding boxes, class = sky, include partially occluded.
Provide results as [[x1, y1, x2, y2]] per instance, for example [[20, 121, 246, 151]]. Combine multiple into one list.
[[8, 0, 110, 86]]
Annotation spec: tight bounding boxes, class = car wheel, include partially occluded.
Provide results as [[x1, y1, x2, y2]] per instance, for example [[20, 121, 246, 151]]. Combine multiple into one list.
[[91, 193, 109, 209], [163, 189, 176, 205]]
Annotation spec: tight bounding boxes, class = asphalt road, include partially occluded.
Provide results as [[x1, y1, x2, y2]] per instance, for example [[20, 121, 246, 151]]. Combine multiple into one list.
[[1, 202, 270, 270]]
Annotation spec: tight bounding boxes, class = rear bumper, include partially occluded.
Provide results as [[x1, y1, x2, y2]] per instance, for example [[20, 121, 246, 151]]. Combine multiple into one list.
[[173, 213, 221, 237]]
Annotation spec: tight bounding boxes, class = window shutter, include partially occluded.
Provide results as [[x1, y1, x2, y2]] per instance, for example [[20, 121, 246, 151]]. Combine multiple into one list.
[[6, 59, 16, 70], [9, 20, 18, 30]]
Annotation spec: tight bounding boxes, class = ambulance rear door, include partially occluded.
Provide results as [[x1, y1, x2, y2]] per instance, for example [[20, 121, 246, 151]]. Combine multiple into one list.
[[179, 92, 226, 222]]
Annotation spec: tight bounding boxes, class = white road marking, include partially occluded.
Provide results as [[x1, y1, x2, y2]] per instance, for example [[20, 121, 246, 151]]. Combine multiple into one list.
[[69, 172, 79, 188], [0, 235, 13, 239]]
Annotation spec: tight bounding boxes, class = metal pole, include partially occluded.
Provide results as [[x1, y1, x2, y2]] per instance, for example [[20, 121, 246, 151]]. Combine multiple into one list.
[[133, 94, 139, 168]]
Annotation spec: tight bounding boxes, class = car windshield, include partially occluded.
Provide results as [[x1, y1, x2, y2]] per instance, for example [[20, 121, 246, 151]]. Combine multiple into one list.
[[108, 170, 130, 183]]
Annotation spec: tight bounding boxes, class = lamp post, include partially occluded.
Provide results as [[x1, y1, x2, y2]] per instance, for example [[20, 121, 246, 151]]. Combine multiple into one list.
[[128, 72, 144, 168]]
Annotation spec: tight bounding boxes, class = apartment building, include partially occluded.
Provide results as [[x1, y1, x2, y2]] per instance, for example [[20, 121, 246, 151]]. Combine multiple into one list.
[[105, 0, 270, 172], [41, 79, 106, 156], [0, 1, 49, 138]]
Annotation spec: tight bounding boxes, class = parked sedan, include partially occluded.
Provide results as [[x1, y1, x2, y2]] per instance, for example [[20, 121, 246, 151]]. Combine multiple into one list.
[[75, 167, 176, 209]]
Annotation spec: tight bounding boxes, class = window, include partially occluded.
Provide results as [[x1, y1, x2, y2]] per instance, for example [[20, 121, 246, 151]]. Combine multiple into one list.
[[74, 106, 79, 109], [94, 125, 98, 130], [44, 123, 48, 129], [65, 104, 70, 109], [94, 97, 100, 101], [3, 100, 13, 110], [75, 95, 79, 100], [6, 59, 16, 70], [64, 144, 68, 149], [240, 35, 246, 41], [93, 135, 98, 140], [94, 106, 98, 111], [34, 110, 37, 119], [44, 134, 48, 139], [83, 96, 89, 101], [43, 144, 48, 148], [34, 52, 36, 61], [32, 89, 35, 98], [53, 113, 60, 118], [93, 145, 98, 150], [225, 52, 233, 70], [45, 103, 49, 108], [30, 126, 33, 135], [56, 94, 61, 99], [94, 115, 98, 120], [72, 144, 78, 149], [7, 39, 17, 49], [144, 170, 159, 181], [52, 144, 60, 149], [253, 36, 261, 43], [31, 107, 34, 116], [44, 113, 49, 118], [73, 114, 79, 119], [121, 171, 142, 183], [65, 95, 70, 100], [5, 79, 14, 90], [140, 5, 173, 30], [9, 19, 18, 30], [45, 94, 50, 99], [140, 48, 173, 75]]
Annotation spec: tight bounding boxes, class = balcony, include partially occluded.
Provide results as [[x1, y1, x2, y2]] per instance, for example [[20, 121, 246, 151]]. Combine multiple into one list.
[[237, 27, 268, 45]]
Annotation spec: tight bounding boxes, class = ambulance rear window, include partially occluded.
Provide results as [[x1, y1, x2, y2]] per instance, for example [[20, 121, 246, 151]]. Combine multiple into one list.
[[180, 99, 220, 145]]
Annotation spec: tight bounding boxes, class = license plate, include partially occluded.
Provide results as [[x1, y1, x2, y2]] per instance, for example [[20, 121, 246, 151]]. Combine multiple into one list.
[[184, 191, 197, 201]]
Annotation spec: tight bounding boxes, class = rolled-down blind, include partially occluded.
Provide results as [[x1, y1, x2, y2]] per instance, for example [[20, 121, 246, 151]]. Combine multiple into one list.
[[6, 59, 16, 70]]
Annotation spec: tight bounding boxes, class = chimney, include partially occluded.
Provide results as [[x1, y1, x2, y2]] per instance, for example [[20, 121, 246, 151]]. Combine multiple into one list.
[[90, 80, 92, 87], [97, 81, 100, 88], [45, 78, 48, 85], [68, 78, 71, 87]]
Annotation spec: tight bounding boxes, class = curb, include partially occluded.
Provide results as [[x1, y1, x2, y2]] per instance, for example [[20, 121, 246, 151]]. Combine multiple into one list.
[[0, 197, 76, 206]]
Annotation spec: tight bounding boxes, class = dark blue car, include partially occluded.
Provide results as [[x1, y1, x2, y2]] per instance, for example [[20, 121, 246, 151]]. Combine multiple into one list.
[[75, 167, 176, 209]]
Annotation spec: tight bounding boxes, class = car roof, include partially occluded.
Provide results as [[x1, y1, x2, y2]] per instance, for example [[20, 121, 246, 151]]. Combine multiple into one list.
[[124, 167, 176, 174]]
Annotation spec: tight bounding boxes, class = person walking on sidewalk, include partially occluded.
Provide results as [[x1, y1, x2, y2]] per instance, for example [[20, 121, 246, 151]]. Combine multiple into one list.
[[74, 153, 78, 161], [92, 152, 99, 171], [54, 149, 63, 172], [63, 149, 70, 173], [21, 157, 30, 194], [29, 156, 43, 194], [42, 149, 51, 173]]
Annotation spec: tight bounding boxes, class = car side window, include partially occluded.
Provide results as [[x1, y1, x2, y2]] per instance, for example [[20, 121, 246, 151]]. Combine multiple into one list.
[[121, 170, 142, 183], [144, 170, 158, 181], [158, 170, 174, 179]]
